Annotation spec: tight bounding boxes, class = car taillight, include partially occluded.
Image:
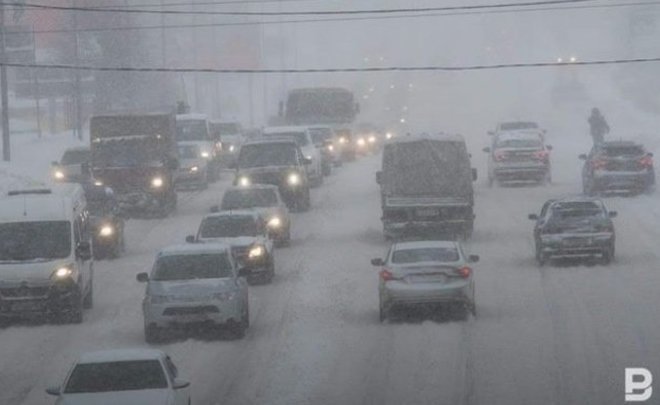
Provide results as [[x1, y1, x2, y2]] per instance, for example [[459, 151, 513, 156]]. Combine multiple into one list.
[[591, 159, 607, 170], [494, 150, 508, 162], [456, 266, 472, 278], [380, 269, 395, 281], [533, 150, 549, 161], [639, 155, 653, 168]]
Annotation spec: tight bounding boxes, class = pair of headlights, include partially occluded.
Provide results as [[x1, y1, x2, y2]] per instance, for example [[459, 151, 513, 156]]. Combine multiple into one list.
[[237, 173, 301, 187]]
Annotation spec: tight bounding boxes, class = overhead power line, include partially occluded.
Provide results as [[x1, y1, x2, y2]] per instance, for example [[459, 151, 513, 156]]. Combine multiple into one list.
[[3, 0, 657, 36], [3, 57, 660, 74], [0, 0, 594, 16]]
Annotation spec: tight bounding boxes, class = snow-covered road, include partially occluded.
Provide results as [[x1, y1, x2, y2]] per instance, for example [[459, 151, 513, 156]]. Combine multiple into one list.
[[1, 149, 660, 405]]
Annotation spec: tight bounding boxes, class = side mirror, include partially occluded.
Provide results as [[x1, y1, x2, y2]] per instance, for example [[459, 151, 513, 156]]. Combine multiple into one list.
[[238, 267, 251, 278], [136, 272, 149, 282], [209, 205, 220, 213], [185, 235, 196, 243], [468, 255, 480, 263], [376, 171, 382, 185], [546, 145, 553, 151], [609, 211, 618, 218], [482, 147, 491, 153], [472, 168, 478, 182], [45, 386, 60, 396], [528, 214, 539, 220], [371, 258, 384, 266], [173, 379, 190, 390], [303, 157, 312, 165], [76, 241, 92, 261], [578, 154, 587, 160]]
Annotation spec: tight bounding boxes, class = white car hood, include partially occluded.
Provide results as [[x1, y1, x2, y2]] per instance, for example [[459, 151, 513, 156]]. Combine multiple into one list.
[[58, 389, 171, 405], [0, 259, 71, 283]]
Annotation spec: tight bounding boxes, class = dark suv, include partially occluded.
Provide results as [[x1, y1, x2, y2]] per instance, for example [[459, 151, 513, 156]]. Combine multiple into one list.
[[233, 139, 312, 211], [528, 198, 616, 266], [580, 141, 655, 195]]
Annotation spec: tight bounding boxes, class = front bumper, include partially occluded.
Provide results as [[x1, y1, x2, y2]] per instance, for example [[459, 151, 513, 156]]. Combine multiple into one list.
[[143, 299, 242, 328], [0, 281, 80, 318], [539, 233, 613, 258]]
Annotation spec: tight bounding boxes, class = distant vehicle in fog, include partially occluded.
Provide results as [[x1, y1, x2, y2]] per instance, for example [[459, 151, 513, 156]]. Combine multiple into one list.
[[308, 125, 336, 175], [233, 138, 312, 211], [580, 141, 655, 195], [51, 147, 91, 183], [0, 186, 93, 324], [174, 143, 209, 190], [90, 113, 179, 218], [483, 130, 553, 186], [83, 182, 125, 260], [371, 240, 478, 322], [176, 114, 219, 181], [334, 127, 356, 162], [376, 134, 477, 240], [210, 120, 244, 168], [529, 198, 617, 266], [138, 244, 250, 342], [46, 349, 191, 404], [490, 121, 540, 134], [219, 185, 291, 245], [283, 87, 358, 126], [262, 126, 323, 187]]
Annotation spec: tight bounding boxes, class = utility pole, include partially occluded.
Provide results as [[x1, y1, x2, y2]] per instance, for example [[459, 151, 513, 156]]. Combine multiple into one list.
[[191, 0, 201, 111], [0, 6, 10, 161], [72, 0, 82, 140]]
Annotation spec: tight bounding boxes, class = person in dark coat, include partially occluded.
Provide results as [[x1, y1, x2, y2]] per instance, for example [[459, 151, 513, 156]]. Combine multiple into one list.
[[588, 108, 610, 145]]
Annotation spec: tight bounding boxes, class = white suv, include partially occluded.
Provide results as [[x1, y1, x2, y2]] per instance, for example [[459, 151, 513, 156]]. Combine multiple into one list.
[[262, 126, 323, 186]]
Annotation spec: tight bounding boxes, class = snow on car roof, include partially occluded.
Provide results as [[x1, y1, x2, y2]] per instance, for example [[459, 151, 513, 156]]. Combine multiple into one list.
[[0, 184, 84, 222], [226, 184, 278, 192], [203, 209, 261, 219], [158, 243, 232, 257], [393, 240, 459, 250], [496, 130, 543, 142], [77, 348, 165, 364], [263, 126, 308, 134], [176, 113, 208, 121], [386, 133, 465, 144]]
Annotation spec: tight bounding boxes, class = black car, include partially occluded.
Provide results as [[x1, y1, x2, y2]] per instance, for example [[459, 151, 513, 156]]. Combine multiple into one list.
[[528, 198, 616, 266], [580, 141, 655, 195], [233, 138, 312, 212], [83, 183, 125, 259]]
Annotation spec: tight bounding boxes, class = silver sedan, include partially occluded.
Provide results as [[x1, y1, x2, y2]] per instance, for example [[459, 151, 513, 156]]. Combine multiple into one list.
[[371, 240, 478, 322]]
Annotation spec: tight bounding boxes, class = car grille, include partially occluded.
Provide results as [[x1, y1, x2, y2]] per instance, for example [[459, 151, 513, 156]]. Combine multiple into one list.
[[249, 172, 283, 186], [0, 286, 49, 299], [163, 306, 219, 316]]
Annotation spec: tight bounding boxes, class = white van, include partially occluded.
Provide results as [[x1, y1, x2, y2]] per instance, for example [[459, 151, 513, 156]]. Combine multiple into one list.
[[0, 184, 94, 323], [176, 113, 219, 181]]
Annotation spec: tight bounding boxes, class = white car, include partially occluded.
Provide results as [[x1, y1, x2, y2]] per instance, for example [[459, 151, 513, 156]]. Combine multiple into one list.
[[46, 349, 191, 405], [176, 113, 219, 181], [371, 240, 478, 322], [139, 243, 250, 341], [262, 126, 323, 186]]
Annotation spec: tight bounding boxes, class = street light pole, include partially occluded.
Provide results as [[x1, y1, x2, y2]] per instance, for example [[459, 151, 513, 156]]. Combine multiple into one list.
[[0, 6, 10, 161], [72, 0, 82, 140]]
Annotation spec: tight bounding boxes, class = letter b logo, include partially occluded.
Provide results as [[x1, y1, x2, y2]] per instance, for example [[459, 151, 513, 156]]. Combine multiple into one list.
[[626, 368, 653, 402]]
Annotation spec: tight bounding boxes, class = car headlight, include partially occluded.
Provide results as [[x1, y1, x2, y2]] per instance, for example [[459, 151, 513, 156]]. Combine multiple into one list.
[[151, 177, 164, 188], [368, 135, 376, 143], [94, 180, 103, 186], [213, 291, 237, 301], [190, 166, 199, 173], [229, 145, 235, 152], [268, 216, 282, 228], [305, 155, 312, 160], [248, 245, 265, 259], [99, 224, 114, 237], [287, 173, 301, 186], [357, 138, 366, 146], [52, 266, 73, 280], [386, 132, 393, 139], [238, 176, 251, 187], [216, 141, 222, 150], [327, 144, 334, 152], [200, 151, 210, 159], [53, 170, 65, 180], [339, 137, 347, 144]]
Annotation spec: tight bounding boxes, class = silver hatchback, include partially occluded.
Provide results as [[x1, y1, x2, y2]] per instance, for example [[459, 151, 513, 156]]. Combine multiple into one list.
[[372, 240, 478, 322]]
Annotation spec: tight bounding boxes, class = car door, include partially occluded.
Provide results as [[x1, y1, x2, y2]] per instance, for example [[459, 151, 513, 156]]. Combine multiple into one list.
[[534, 201, 553, 243]]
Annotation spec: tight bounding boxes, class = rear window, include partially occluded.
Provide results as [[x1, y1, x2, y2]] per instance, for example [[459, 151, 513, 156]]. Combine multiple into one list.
[[602, 145, 644, 157], [64, 360, 167, 393], [550, 202, 604, 219], [495, 133, 542, 149], [392, 247, 460, 264]]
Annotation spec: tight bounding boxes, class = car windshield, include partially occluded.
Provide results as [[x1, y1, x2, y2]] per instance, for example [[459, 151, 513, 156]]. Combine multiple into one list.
[[222, 189, 278, 209], [500, 122, 538, 131], [177, 120, 208, 142], [178, 144, 200, 159], [199, 216, 257, 238], [602, 145, 645, 157], [153, 253, 233, 281], [0, 221, 71, 261], [391, 247, 460, 263], [64, 360, 167, 393], [265, 131, 309, 147], [550, 202, 604, 220], [238, 143, 297, 168], [495, 134, 543, 149], [61, 149, 89, 165]]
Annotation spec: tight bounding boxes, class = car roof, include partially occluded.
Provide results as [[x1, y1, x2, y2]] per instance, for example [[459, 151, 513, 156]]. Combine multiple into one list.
[[393, 240, 459, 250], [242, 138, 297, 147], [225, 184, 279, 192], [387, 133, 465, 144], [203, 210, 261, 219], [0, 184, 85, 222], [176, 113, 208, 121], [600, 140, 643, 148], [549, 197, 604, 209], [263, 126, 309, 134], [158, 243, 232, 257], [77, 349, 165, 364]]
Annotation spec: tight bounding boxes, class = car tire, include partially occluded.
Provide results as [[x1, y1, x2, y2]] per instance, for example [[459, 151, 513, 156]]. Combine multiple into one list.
[[145, 324, 162, 344], [379, 302, 389, 323], [82, 282, 93, 309], [535, 246, 546, 267], [66, 290, 84, 324], [601, 246, 613, 265]]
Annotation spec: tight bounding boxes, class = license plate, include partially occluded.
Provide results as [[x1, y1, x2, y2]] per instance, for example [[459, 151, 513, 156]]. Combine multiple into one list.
[[12, 301, 43, 312], [410, 274, 447, 283], [416, 208, 437, 217]]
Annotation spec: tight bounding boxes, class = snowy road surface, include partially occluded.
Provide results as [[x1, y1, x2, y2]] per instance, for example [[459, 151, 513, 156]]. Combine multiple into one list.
[[1, 150, 660, 405]]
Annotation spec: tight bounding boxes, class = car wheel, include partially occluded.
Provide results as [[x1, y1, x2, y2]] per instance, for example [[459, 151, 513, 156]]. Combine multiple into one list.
[[536, 247, 546, 267], [66, 290, 84, 324], [82, 282, 93, 309], [144, 324, 162, 344], [601, 246, 613, 265], [379, 302, 389, 323]]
